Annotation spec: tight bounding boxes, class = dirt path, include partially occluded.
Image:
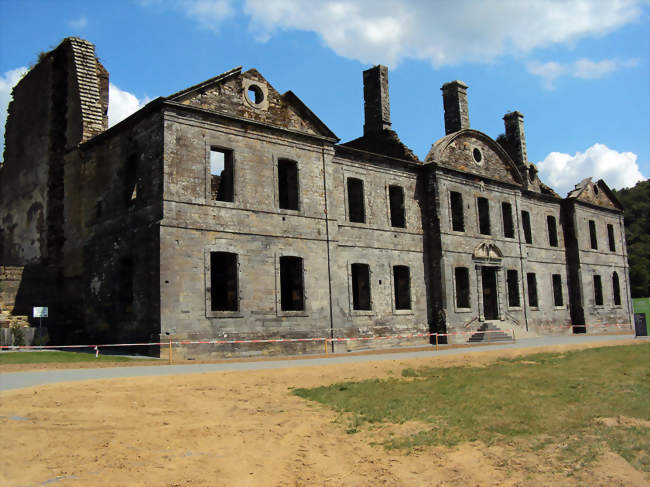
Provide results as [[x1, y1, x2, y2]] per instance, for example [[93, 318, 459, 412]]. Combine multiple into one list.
[[1, 340, 647, 486]]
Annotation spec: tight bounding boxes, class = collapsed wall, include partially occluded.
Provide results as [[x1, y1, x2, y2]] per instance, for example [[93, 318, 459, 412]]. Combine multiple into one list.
[[0, 38, 108, 338]]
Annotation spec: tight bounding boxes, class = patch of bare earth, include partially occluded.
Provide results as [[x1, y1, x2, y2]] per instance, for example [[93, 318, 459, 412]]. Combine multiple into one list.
[[0, 340, 646, 486]]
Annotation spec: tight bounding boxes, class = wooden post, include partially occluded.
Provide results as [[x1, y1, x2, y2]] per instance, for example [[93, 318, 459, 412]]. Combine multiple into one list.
[[325, 339, 328, 356], [168, 339, 172, 365], [435, 333, 439, 352], [512, 329, 515, 343]]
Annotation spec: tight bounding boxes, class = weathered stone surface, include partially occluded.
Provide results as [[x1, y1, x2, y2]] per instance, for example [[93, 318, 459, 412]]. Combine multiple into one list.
[[0, 38, 633, 355]]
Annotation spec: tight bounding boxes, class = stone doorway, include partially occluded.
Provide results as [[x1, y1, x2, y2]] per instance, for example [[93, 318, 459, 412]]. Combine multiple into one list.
[[481, 266, 499, 320]]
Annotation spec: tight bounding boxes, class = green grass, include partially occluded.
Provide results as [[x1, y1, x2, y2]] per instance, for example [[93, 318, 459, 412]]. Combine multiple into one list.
[[0, 351, 152, 364], [293, 344, 650, 470]]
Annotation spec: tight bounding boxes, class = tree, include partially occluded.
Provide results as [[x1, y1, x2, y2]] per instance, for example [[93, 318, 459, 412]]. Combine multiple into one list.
[[613, 179, 650, 298]]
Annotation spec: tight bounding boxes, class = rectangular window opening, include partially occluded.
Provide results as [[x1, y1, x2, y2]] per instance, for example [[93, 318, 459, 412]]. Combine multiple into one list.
[[612, 272, 621, 306], [507, 269, 520, 307], [589, 220, 598, 250], [502, 202, 514, 238], [210, 252, 238, 311], [450, 191, 465, 232], [552, 274, 563, 306], [522, 210, 532, 244], [351, 263, 371, 310], [393, 265, 411, 310], [547, 215, 558, 247], [526, 273, 538, 308], [607, 224, 616, 252], [454, 267, 470, 308], [278, 159, 299, 210], [478, 197, 491, 235], [280, 256, 304, 311], [388, 185, 406, 228], [210, 148, 234, 202], [594, 274, 603, 306], [347, 177, 365, 223], [126, 154, 138, 206]]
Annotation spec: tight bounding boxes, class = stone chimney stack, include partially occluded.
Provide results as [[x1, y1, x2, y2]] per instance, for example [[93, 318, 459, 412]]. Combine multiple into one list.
[[503, 111, 528, 167], [441, 80, 469, 134], [363, 65, 391, 136]]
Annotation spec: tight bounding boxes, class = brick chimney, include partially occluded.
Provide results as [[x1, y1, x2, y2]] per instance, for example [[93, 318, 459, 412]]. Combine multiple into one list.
[[503, 111, 527, 167], [441, 80, 469, 134], [363, 65, 391, 136]]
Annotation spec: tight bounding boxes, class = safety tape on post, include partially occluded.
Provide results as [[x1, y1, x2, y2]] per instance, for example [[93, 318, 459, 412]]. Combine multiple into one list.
[[0, 329, 517, 351]]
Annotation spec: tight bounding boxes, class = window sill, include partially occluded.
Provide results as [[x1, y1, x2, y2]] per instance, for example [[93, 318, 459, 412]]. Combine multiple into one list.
[[528, 307, 540, 311], [351, 310, 375, 317], [553, 306, 566, 310], [207, 311, 243, 319], [277, 208, 303, 216], [341, 221, 370, 228], [206, 199, 237, 208], [454, 307, 473, 313], [507, 306, 522, 311], [393, 309, 414, 315], [277, 311, 309, 318]]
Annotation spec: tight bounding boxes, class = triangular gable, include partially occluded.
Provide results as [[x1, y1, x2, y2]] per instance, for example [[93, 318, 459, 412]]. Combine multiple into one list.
[[568, 178, 623, 210], [340, 129, 420, 163], [166, 67, 337, 140], [426, 129, 524, 186]]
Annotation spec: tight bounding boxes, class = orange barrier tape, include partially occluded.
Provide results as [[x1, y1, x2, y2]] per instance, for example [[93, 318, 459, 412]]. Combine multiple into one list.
[[0, 329, 517, 351]]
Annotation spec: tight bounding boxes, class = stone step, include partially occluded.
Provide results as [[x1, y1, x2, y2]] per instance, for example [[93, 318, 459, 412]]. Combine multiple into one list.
[[466, 322, 514, 343]]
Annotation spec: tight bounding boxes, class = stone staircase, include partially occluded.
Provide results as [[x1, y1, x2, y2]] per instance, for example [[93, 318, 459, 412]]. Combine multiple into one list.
[[467, 322, 514, 343]]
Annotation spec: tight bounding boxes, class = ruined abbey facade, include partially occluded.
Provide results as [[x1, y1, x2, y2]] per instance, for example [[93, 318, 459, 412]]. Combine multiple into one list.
[[0, 38, 633, 356]]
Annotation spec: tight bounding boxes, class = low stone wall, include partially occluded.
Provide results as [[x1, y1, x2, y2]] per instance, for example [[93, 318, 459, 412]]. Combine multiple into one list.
[[0, 327, 36, 346]]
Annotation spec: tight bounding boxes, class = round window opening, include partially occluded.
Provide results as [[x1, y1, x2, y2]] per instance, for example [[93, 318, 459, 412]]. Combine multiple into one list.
[[473, 148, 482, 163], [247, 84, 264, 105]]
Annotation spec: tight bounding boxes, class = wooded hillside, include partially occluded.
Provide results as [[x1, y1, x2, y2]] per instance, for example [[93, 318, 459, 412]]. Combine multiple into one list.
[[613, 179, 650, 298]]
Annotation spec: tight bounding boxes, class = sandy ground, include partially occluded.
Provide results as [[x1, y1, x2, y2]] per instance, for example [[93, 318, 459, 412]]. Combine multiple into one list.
[[0, 339, 647, 487]]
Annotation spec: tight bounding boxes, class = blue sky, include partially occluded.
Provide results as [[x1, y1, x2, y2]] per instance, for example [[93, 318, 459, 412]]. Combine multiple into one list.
[[1, 0, 648, 195]]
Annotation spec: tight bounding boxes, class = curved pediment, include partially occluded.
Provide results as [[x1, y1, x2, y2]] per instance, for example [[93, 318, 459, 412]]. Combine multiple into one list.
[[473, 242, 503, 262], [425, 129, 524, 186]]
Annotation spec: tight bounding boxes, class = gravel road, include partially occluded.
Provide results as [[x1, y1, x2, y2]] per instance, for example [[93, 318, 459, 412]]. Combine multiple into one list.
[[0, 334, 640, 391]]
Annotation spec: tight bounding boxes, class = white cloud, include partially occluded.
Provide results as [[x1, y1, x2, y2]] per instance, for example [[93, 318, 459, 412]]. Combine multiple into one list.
[[537, 143, 645, 195], [141, 0, 646, 67], [527, 57, 640, 89], [67, 16, 88, 30], [241, 0, 644, 67], [108, 83, 151, 127], [2, 73, 147, 160], [0, 66, 28, 162]]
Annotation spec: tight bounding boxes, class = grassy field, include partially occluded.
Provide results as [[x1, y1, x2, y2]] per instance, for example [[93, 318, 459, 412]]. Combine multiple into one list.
[[294, 344, 650, 471], [0, 351, 152, 364]]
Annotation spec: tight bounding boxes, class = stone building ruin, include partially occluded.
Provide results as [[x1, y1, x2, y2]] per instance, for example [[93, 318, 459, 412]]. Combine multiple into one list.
[[0, 38, 634, 356]]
